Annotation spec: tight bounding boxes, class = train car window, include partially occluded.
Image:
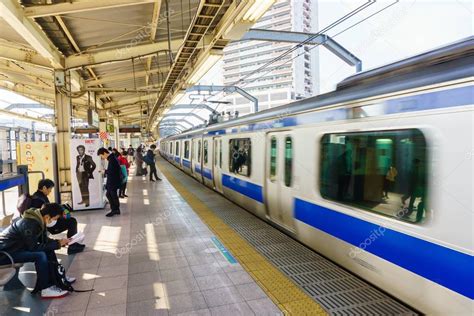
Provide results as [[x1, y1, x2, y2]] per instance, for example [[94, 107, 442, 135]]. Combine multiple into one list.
[[219, 140, 222, 168], [170, 142, 173, 155], [320, 129, 427, 223], [184, 141, 190, 159], [285, 136, 293, 187], [229, 138, 251, 177], [214, 140, 218, 166], [198, 140, 201, 163], [204, 140, 208, 164], [270, 137, 277, 181], [175, 142, 179, 156]]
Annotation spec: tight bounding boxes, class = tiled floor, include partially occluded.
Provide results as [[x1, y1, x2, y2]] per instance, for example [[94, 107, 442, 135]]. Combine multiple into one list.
[[0, 167, 281, 316]]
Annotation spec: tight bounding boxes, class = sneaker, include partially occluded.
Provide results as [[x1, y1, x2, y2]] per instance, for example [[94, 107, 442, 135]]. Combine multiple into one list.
[[41, 286, 69, 299], [66, 276, 76, 284], [106, 211, 116, 217], [68, 243, 85, 255]]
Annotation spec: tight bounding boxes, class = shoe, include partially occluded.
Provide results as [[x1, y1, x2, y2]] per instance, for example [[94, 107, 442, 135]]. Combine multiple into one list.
[[157, 178, 162, 181], [119, 195, 124, 198], [123, 194, 128, 197], [41, 286, 69, 299], [106, 211, 116, 217], [85, 204, 89, 207], [150, 179, 155, 182], [66, 276, 76, 284], [68, 243, 85, 255], [78, 201, 84, 205]]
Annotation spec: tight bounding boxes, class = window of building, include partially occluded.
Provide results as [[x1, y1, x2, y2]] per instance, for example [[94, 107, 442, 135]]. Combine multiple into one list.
[[204, 140, 208, 164], [198, 140, 201, 162], [229, 138, 251, 177], [320, 129, 427, 223], [270, 137, 277, 181], [285, 137, 293, 187], [184, 141, 190, 159]]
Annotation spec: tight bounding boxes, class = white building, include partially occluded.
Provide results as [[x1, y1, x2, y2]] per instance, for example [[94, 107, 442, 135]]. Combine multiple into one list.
[[223, 0, 319, 115]]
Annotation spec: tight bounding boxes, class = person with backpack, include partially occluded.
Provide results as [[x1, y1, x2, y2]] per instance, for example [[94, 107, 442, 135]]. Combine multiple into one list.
[[127, 145, 135, 165], [30, 179, 85, 255], [144, 144, 162, 182], [113, 149, 130, 198], [0, 203, 75, 298], [97, 147, 122, 217]]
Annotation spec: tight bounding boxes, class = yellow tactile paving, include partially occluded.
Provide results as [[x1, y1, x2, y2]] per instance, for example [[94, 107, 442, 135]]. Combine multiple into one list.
[[157, 160, 327, 315]]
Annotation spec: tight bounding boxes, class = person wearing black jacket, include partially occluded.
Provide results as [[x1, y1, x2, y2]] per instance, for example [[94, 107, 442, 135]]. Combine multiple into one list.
[[97, 148, 122, 217], [31, 179, 85, 255], [0, 204, 74, 298], [145, 144, 162, 182], [75, 145, 96, 207]]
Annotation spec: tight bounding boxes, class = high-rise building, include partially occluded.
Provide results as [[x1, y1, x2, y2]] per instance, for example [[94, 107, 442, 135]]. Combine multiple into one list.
[[223, 0, 319, 115]]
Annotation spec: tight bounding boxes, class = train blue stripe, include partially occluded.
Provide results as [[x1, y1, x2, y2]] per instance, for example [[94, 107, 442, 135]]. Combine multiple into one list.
[[182, 159, 191, 169], [194, 164, 202, 174], [294, 198, 474, 299], [203, 168, 213, 180], [222, 174, 263, 203], [174, 156, 181, 164]]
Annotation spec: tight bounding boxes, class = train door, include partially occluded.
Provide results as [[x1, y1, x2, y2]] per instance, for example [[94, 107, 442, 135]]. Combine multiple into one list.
[[265, 132, 295, 232], [213, 137, 223, 193]]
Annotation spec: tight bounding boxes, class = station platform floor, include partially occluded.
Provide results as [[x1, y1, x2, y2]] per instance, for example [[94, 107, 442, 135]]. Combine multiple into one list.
[[0, 157, 415, 315]]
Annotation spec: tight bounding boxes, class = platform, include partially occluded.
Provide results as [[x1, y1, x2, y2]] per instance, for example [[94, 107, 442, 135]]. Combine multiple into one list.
[[0, 158, 417, 315]]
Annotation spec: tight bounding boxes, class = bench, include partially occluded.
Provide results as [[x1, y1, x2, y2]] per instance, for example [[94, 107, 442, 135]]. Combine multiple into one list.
[[0, 215, 25, 290]]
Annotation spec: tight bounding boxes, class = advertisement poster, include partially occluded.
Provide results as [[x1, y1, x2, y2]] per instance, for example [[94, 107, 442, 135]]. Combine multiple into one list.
[[69, 139, 105, 210], [17, 142, 58, 202]]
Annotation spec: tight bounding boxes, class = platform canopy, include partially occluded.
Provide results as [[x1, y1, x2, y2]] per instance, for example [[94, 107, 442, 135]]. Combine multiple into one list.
[[0, 0, 276, 132]]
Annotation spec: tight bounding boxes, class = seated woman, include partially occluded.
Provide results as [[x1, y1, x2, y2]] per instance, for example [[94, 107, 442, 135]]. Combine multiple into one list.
[[0, 203, 75, 298], [31, 179, 85, 255]]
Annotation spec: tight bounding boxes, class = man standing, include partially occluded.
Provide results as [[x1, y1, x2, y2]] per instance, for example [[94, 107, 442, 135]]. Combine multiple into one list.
[[145, 144, 162, 182], [97, 148, 122, 217], [75, 145, 96, 207]]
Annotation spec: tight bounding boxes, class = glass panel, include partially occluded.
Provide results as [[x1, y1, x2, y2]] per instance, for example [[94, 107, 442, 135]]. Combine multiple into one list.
[[270, 137, 277, 181], [219, 140, 222, 168], [284, 137, 292, 187], [214, 140, 218, 166], [320, 129, 427, 223], [204, 140, 208, 164], [198, 140, 201, 162], [184, 141, 189, 158], [176, 142, 179, 155], [229, 138, 251, 177]]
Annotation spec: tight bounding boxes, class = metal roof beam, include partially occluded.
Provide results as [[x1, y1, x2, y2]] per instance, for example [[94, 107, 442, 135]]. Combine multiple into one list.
[[241, 29, 362, 71], [0, 0, 64, 69], [103, 94, 157, 109], [24, 0, 160, 18], [85, 67, 168, 87], [170, 104, 216, 112], [0, 108, 52, 124], [65, 40, 182, 70], [0, 43, 54, 69], [163, 112, 206, 123]]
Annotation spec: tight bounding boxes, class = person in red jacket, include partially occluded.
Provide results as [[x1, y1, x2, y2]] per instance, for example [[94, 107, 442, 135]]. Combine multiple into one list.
[[113, 149, 130, 198]]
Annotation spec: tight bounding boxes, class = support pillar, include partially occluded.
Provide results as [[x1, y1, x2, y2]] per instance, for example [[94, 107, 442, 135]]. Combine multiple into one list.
[[54, 85, 72, 204], [113, 117, 120, 148]]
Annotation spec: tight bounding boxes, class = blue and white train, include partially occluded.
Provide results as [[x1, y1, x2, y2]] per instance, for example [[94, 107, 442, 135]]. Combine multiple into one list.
[[160, 37, 473, 314]]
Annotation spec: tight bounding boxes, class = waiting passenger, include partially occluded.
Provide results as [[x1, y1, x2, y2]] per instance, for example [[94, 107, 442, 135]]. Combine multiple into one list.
[[135, 147, 147, 176], [97, 148, 122, 217], [113, 149, 130, 198], [0, 203, 75, 298], [383, 166, 398, 199], [127, 145, 135, 165], [145, 145, 162, 182], [30, 179, 85, 255]]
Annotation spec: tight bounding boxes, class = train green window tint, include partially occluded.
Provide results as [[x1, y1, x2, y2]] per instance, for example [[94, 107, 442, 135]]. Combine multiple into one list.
[[184, 141, 189, 159], [284, 137, 293, 187], [175, 142, 179, 155], [320, 129, 427, 223], [204, 140, 208, 164], [270, 137, 277, 181], [219, 140, 222, 168], [229, 138, 251, 177], [198, 140, 201, 162]]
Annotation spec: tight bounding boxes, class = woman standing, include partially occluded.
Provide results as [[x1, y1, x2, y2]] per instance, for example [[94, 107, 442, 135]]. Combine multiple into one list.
[[135, 146, 147, 176]]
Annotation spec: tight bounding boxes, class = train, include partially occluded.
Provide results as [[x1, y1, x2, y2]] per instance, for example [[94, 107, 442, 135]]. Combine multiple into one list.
[[159, 37, 473, 315]]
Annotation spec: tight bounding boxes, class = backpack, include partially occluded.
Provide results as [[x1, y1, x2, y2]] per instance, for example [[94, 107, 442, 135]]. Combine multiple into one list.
[[47, 261, 94, 293], [17, 194, 33, 215], [143, 154, 152, 165]]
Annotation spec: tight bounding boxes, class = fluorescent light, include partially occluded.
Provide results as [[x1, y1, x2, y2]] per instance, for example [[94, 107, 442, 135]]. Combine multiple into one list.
[[243, 0, 274, 21], [187, 50, 223, 85]]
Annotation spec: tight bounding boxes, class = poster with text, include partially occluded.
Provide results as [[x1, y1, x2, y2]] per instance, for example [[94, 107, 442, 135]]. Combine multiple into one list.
[[17, 142, 58, 202], [69, 139, 105, 210]]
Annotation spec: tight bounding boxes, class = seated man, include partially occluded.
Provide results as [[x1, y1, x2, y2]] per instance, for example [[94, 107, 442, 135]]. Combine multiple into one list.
[[31, 179, 85, 255], [0, 203, 75, 298]]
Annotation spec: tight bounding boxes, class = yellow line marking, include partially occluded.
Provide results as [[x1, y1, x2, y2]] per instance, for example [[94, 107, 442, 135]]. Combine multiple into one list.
[[157, 160, 327, 315]]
